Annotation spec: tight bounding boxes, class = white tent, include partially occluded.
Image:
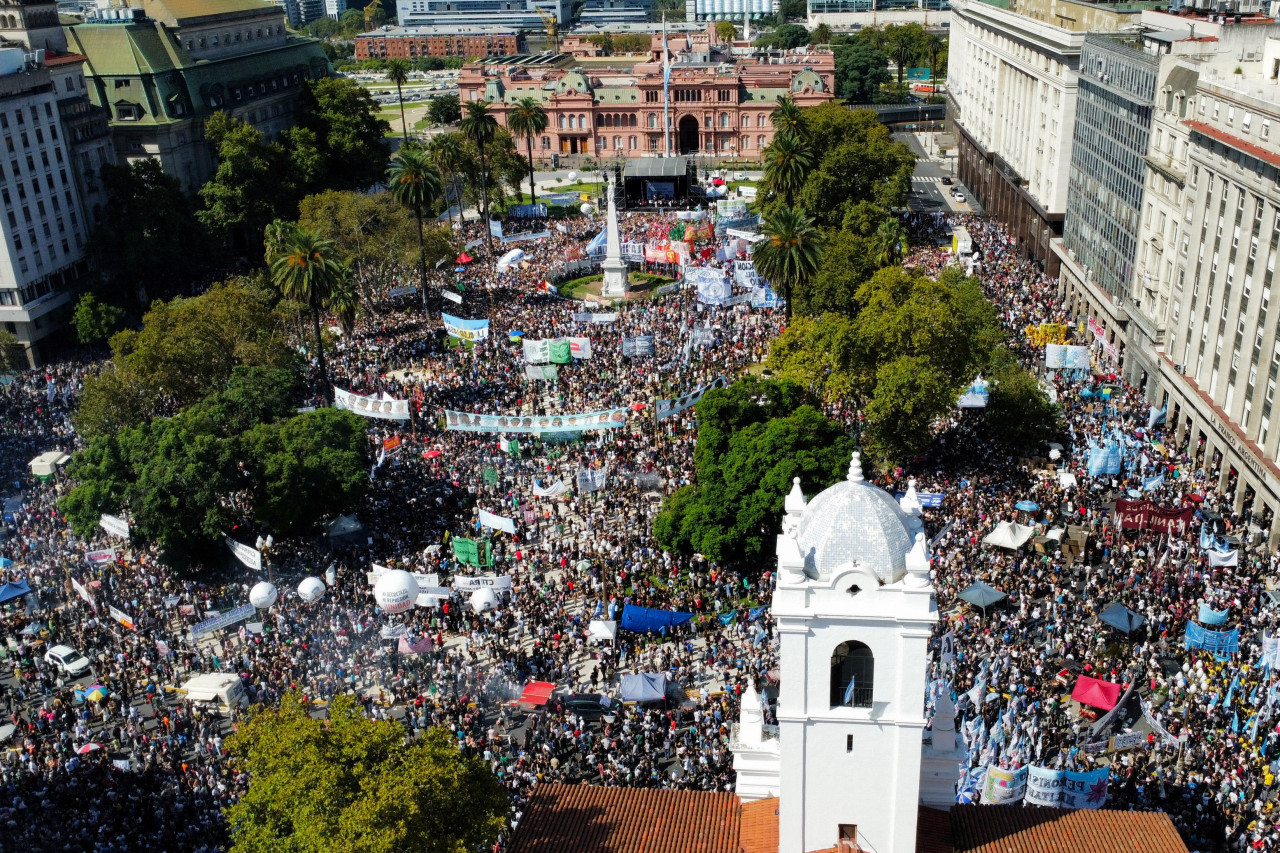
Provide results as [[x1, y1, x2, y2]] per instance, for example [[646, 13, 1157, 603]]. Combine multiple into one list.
[[325, 514, 364, 540], [29, 451, 70, 479], [587, 619, 617, 643], [982, 521, 1035, 550]]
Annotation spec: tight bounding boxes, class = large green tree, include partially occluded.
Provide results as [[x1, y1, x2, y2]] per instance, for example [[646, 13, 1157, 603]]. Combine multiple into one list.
[[753, 208, 823, 322], [71, 293, 124, 345], [792, 105, 913, 229], [833, 40, 891, 104], [427, 92, 461, 125], [761, 130, 811, 209], [653, 377, 855, 567], [267, 225, 351, 397], [386, 145, 443, 304], [296, 77, 391, 190], [426, 131, 467, 227], [200, 113, 293, 247], [792, 222, 884, 317], [90, 159, 214, 306], [224, 693, 508, 853]]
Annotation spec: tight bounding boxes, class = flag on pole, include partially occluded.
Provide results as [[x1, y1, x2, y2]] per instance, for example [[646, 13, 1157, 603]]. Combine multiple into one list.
[[843, 676, 857, 706]]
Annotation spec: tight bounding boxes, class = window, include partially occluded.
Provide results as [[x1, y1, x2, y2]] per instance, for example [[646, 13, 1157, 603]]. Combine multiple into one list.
[[830, 641, 874, 708]]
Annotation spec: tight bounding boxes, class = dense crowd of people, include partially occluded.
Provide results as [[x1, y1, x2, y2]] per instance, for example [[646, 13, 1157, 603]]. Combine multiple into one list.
[[0, 198, 1276, 853]]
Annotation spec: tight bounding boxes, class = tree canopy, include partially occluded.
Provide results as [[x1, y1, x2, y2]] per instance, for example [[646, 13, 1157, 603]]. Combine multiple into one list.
[[224, 693, 508, 853], [61, 368, 369, 571], [653, 377, 855, 566]]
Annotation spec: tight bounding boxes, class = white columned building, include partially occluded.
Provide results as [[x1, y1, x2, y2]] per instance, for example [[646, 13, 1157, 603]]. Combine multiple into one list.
[[738, 454, 938, 853]]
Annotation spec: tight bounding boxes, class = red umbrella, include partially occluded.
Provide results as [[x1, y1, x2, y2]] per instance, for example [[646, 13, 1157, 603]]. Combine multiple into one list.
[[630, 402, 646, 411], [456, 253, 474, 264], [423, 450, 442, 459], [712, 178, 725, 186]]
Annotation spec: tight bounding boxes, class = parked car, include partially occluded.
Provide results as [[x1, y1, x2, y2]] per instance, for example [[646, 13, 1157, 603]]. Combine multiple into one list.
[[951, 189, 966, 203], [44, 644, 92, 677], [941, 176, 953, 185], [563, 693, 617, 722]]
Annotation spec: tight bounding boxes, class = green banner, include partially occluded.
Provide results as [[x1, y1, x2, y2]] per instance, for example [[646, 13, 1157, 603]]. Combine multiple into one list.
[[549, 340, 571, 364], [453, 537, 480, 566], [483, 466, 499, 484]]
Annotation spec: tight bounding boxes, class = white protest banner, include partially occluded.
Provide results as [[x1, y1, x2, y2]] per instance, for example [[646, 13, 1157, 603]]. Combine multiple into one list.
[[980, 764, 1028, 804], [365, 563, 392, 586], [443, 290, 463, 305], [108, 605, 135, 631], [572, 312, 620, 324], [190, 604, 256, 640], [1209, 549, 1239, 567], [523, 339, 551, 363], [163, 595, 180, 609], [532, 478, 568, 497], [1140, 699, 1182, 744], [1045, 344, 1091, 370], [688, 267, 731, 305], [576, 466, 609, 493], [444, 408, 627, 434], [99, 513, 130, 539], [71, 578, 96, 611], [334, 387, 411, 421], [379, 623, 410, 639], [1024, 765, 1109, 808], [155, 639, 170, 657], [622, 335, 655, 357], [1109, 731, 1147, 752], [85, 549, 116, 565], [525, 364, 558, 381], [656, 376, 728, 420], [452, 575, 513, 591], [568, 337, 593, 359], [478, 508, 517, 535], [224, 536, 262, 571]]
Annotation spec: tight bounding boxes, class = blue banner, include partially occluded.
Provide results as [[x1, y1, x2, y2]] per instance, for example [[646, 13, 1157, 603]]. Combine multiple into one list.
[[1198, 603, 1230, 626], [620, 604, 694, 633], [1185, 621, 1240, 656], [190, 603, 256, 641], [508, 203, 548, 218], [442, 313, 490, 342]]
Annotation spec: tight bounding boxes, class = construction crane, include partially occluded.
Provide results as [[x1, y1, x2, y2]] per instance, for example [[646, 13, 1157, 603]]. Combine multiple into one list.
[[537, 8, 560, 53]]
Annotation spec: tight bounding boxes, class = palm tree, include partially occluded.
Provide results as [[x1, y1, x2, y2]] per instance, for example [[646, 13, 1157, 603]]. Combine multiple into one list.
[[762, 131, 812, 208], [753, 208, 823, 323], [387, 144, 443, 311], [770, 96, 807, 140], [460, 100, 498, 249], [427, 132, 467, 229], [268, 227, 348, 398], [385, 58, 412, 142], [874, 217, 909, 267], [507, 97, 548, 207]]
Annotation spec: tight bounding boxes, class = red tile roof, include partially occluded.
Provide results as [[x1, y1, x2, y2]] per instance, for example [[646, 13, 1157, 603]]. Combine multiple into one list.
[[916, 806, 954, 853], [740, 798, 780, 853], [508, 783, 743, 853], [949, 805, 1188, 853], [1184, 119, 1280, 170]]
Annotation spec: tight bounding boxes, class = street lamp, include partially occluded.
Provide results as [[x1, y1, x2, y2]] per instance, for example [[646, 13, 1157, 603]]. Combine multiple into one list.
[[255, 534, 275, 581]]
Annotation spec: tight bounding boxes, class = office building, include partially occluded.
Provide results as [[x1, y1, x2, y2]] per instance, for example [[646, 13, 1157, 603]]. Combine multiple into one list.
[[579, 0, 652, 26], [64, 0, 331, 189], [460, 29, 834, 158], [355, 26, 523, 60], [946, 0, 1159, 270], [686, 0, 776, 21], [395, 0, 568, 32]]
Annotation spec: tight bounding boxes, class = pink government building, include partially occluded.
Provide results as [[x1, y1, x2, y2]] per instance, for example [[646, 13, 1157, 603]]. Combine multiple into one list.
[[457, 26, 835, 160]]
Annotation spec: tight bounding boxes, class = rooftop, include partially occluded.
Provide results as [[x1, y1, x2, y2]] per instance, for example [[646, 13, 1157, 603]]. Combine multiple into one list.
[[948, 804, 1188, 853], [357, 25, 520, 37]]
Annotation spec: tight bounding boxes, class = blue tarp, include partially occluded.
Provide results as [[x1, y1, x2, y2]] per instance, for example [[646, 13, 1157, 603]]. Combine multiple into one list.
[[0, 579, 30, 604], [1098, 601, 1146, 633], [1185, 621, 1240, 657], [620, 604, 694, 633], [1198, 603, 1231, 626], [619, 672, 669, 702]]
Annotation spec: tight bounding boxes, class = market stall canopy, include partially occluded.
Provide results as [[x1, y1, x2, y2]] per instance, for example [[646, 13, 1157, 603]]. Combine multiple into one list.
[[324, 514, 363, 540], [517, 680, 556, 708], [587, 619, 617, 642], [1071, 675, 1122, 711], [0, 579, 31, 604], [957, 581, 1006, 611], [29, 451, 70, 479], [982, 521, 1034, 550], [619, 672, 669, 703], [1098, 601, 1146, 634]]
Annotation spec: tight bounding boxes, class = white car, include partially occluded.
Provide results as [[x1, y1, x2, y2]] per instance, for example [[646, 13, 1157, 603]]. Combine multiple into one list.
[[44, 644, 92, 677]]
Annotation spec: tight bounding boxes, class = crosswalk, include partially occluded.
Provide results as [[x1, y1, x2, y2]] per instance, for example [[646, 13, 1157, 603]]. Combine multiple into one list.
[[911, 175, 946, 184]]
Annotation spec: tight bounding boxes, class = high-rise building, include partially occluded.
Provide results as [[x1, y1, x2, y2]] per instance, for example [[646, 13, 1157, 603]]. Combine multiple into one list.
[[578, 0, 652, 26], [946, 0, 1158, 270], [685, 0, 776, 21], [395, 0, 568, 31]]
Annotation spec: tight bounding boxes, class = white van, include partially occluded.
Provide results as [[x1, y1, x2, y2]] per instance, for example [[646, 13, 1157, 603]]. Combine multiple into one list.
[[179, 673, 249, 711]]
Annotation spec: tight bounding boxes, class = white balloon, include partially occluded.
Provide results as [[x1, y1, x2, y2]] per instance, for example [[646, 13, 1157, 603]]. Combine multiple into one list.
[[580, 202, 595, 215], [297, 576, 326, 605], [249, 581, 278, 610], [373, 570, 418, 614], [567, 171, 578, 181], [471, 588, 499, 614]]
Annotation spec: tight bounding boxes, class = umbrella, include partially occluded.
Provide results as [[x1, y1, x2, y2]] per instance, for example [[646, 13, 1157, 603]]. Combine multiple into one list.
[[510, 330, 525, 338], [454, 266, 466, 273], [958, 581, 1006, 612], [422, 450, 442, 459], [0, 557, 13, 568], [1014, 500, 1039, 512], [712, 177, 725, 186], [84, 685, 109, 702], [456, 252, 473, 264], [1098, 601, 1146, 634], [76, 742, 102, 754], [629, 402, 646, 411]]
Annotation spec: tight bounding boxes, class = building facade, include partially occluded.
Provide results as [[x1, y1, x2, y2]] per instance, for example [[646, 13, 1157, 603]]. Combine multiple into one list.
[[395, 0, 568, 31], [460, 32, 834, 159], [355, 26, 523, 60], [579, 0, 652, 26], [946, 0, 1161, 271], [686, 0, 776, 21], [64, 0, 330, 189]]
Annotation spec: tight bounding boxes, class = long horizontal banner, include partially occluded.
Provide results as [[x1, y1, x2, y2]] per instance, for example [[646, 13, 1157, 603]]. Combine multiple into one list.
[[444, 408, 628, 434], [1046, 343, 1091, 370], [1115, 499, 1195, 535], [453, 575, 513, 591], [99, 513, 130, 539], [656, 376, 728, 420], [571, 312, 619, 323], [478, 508, 516, 535], [502, 230, 550, 245], [334, 387, 411, 421], [442, 313, 490, 342], [190, 603, 256, 640], [1024, 766, 1110, 809]]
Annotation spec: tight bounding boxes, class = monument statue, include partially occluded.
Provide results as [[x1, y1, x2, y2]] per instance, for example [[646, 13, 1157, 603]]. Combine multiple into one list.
[[600, 175, 628, 298]]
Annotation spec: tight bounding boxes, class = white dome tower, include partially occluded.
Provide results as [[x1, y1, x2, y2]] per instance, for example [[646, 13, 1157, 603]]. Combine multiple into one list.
[[772, 452, 937, 853]]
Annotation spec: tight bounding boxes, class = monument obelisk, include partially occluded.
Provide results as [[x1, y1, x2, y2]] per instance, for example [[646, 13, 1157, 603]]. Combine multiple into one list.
[[600, 175, 628, 298]]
